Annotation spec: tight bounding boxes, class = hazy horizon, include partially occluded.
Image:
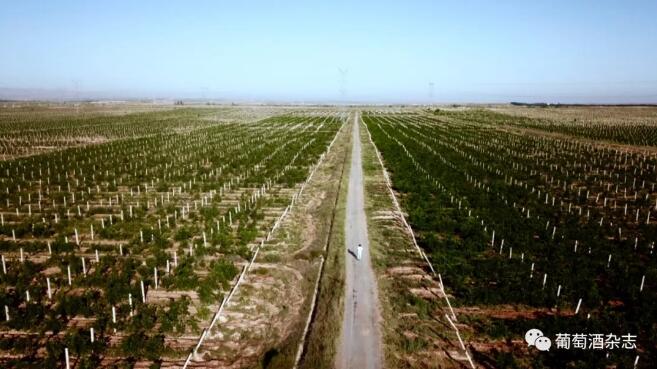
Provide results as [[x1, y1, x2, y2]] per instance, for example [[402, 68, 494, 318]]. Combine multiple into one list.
[[2, 0, 657, 103]]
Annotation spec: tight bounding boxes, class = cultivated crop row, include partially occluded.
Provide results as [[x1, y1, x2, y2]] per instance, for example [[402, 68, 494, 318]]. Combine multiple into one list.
[[0, 107, 343, 368], [364, 110, 654, 368]]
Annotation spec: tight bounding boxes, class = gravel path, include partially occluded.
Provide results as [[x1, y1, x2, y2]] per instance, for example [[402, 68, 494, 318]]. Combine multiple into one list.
[[337, 112, 383, 369]]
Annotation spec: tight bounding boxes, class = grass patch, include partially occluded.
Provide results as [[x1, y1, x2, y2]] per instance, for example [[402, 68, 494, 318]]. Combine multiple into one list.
[[298, 118, 352, 369]]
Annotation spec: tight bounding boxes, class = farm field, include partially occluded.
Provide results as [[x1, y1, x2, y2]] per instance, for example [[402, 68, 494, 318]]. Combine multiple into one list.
[[363, 106, 657, 369], [1, 103, 656, 369], [491, 106, 657, 146], [0, 104, 345, 368]]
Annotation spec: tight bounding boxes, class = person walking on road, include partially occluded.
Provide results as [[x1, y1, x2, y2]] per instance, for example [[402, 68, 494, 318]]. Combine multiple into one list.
[[356, 243, 363, 261]]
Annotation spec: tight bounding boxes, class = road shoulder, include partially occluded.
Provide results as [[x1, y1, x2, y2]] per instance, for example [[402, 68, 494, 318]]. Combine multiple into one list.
[[297, 114, 352, 369]]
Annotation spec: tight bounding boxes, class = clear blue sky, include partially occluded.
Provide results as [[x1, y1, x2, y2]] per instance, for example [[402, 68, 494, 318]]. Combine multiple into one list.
[[1, 0, 656, 103]]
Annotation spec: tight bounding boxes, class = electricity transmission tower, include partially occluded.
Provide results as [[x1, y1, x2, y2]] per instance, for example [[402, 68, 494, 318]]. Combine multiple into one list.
[[338, 67, 348, 101], [428, 82, 435, 102]]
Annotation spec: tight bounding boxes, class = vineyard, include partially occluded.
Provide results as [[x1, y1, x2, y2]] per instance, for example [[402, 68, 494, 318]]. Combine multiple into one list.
[[2, 103, 655, 369], [0, 104, 344, 368], [363, 108, 657, 369]]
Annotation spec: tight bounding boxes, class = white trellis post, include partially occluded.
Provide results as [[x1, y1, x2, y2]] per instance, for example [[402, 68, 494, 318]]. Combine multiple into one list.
[[65, 347, 70, 369]]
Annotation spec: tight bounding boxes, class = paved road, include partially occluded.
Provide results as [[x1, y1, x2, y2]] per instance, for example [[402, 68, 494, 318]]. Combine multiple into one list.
[[337, 112, 382, 369]]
